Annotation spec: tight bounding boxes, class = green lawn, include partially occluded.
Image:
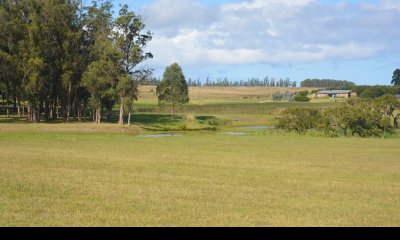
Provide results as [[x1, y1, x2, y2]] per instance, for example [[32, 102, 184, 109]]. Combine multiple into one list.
[[1, 126, 399, 226]]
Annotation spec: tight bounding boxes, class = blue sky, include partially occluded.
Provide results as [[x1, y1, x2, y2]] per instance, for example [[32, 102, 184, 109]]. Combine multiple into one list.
[[110, 0, 400, 85]]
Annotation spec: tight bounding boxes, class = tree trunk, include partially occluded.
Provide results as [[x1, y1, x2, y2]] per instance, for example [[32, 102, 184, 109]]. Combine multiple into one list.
[[128, 111, 132, 126], [6, 90, 9, 118], [27, 105, 31, 121], [97, 107, 101, 124], [118, 98, 124, 125], [67, 82, 71, 123], [32, 106, 37, 123], [17, 97, 20, 117], [56, 98, 59, 119]]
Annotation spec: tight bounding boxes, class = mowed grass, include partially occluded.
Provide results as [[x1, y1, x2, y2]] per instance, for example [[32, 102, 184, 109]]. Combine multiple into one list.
[[1, 126, 400, 226]]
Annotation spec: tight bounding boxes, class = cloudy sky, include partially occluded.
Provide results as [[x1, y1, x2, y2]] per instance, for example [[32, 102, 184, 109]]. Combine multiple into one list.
[[113, 0, 400, 85]]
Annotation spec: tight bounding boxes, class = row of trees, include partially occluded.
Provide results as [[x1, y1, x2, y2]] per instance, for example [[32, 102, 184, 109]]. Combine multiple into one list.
[[142, 76, 297, 87], [301, 79, 355, 88], [0, 0, 152, 124], [277, 95, 400, 137]]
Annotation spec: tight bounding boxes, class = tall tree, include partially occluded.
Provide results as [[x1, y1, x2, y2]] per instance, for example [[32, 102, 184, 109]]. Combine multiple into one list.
[[114, 4, 152, 124], [392, 69, 400, 86], [156, 63, 189, 116], [81, 0, 119, 123]]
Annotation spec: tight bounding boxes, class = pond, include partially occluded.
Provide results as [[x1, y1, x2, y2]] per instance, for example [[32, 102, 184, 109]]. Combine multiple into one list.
[[219, 132, 254, 135], [239, 126, 274, 130], [137, 134, 184, 138]]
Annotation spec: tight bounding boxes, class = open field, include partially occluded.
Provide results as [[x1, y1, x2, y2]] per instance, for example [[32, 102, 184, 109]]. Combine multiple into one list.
[[138, 86, 319, 103], [1, 87, 399, 226], [0, 124, 399, 226]]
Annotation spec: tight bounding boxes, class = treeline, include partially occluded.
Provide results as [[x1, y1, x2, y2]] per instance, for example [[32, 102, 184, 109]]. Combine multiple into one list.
[[321, 85, 400, 98], [301, 79, 355, 88], [142, 76, 297, 87], [0, 0, 152, 124], [352, 86, 400, 98], [278, 95, 400, 137]]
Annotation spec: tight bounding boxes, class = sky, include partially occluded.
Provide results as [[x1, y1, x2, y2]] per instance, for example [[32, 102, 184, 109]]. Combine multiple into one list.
[[110, 0, 400, 85]]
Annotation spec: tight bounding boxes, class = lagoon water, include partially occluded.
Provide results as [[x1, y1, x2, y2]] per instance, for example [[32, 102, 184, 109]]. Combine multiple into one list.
[[220, 132, 253, 135], [137, 134, 183, 138], [239, 126, 273, 130]]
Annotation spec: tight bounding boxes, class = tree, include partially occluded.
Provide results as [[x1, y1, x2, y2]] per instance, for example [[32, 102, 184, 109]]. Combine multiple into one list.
[[375, 94, 400, 128], [392, 69, 400, 86], [82, 59, 116, 123], [114, 4, 152, 124], [156, 63, 189, 116], [116, 74, 139, 126]]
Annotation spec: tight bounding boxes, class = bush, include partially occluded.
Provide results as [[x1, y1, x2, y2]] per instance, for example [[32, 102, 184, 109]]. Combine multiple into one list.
[[277, 108, 321, 134], [298, 90, 309, 96], [271, 91, 295, 101], [277, 96, 398, 137], [206, 118, 232, 126], [294, 95, 310, 102]]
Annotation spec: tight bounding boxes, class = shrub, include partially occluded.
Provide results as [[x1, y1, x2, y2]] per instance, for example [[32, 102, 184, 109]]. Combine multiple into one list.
[[294, 95, 310, 102], [206, 118, 232, 126], [277, 108, 321, 134], [272, 91, 295, 101]]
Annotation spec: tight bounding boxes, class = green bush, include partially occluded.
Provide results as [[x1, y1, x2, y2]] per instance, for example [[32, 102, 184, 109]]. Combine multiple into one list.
[[277, 108, 321, 134], [294, 95, 310, 102]]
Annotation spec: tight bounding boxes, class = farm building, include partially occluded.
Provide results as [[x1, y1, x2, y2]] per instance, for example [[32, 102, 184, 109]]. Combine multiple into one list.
[[316, 90, 356, 98]]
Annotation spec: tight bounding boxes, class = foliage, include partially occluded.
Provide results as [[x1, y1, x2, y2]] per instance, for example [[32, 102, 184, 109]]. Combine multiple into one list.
[[0, 0, 152, 123], [278, 96, 400, 137], [271, 91, 295, 101], [205, 118, 232, 126], [301, 79, 355, 88], [351, 85, 400, 98], [391, 69, 400, 86], [156, 63, 189, 115], [277, 108, 321, 134], [294, 90, 310, 102]]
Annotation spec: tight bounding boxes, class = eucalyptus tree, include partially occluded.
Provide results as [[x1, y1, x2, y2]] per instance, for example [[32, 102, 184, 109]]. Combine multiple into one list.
[[81, 0, 119, 123], [114, 4, 153, 124], [0, 0, 27, 118]]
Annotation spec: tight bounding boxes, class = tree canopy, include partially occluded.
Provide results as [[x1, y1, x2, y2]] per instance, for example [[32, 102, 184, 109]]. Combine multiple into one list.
[[301, 79, 355, 88], [392, 69, 400, 86], [156, 63, 189, 116], [0, 0, 152, 123]]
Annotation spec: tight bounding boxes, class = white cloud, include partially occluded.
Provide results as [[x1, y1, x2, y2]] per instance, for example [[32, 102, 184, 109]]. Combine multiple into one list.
[[141, 0, 400, 68]]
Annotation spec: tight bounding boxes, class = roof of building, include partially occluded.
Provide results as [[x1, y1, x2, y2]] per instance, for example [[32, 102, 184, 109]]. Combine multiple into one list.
[[317, 90, 353, 94]]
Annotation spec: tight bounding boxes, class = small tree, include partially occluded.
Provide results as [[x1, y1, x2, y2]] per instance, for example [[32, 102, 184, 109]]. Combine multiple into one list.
[[392, 69, 400, 86], [156, 63, 189, 116], [294, 91, 310, 102]]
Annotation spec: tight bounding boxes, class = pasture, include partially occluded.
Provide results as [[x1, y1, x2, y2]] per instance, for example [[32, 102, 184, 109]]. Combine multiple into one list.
[[0, 86, 399, 226], [0, 124, 399, 226]]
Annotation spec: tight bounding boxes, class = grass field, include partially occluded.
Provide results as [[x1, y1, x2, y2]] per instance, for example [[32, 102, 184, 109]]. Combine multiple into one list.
[[1, 87, 399, 226], [0, 124, 400, 226]]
